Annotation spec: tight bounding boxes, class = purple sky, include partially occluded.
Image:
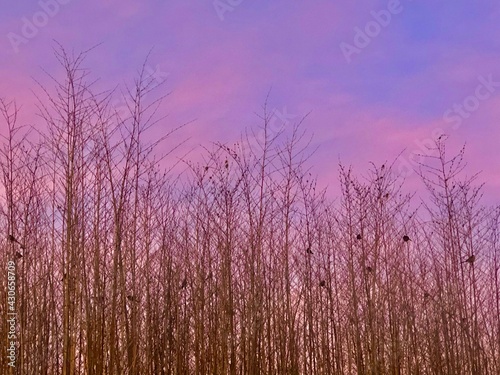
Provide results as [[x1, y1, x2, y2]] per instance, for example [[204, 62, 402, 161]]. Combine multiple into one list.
[[1, 0, 499, 204]]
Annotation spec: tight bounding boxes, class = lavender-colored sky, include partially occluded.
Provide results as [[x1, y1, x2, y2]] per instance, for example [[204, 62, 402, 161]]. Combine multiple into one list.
[[1, 0, 499, 204]]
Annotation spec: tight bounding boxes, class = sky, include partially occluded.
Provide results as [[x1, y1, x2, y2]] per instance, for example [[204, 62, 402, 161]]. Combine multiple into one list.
[[1, 0, 499, 205]]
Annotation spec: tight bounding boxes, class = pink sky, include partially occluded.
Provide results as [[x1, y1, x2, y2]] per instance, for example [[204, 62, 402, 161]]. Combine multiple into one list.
[[1, 0, 499, 205]]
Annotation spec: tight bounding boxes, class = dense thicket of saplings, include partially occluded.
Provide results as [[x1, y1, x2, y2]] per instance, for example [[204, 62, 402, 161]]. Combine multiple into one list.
[[1, 49, 499, 374]]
